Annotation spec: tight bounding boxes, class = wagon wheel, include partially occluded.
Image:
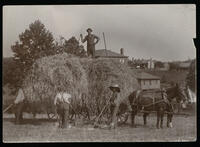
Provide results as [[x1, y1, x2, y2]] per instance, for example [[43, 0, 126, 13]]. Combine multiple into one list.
[[117, 111, 129, 125], [47, 112, 57, 119]]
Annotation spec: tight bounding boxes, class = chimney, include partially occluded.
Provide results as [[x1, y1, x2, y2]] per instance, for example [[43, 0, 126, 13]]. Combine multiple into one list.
[[120, 48, 124, 55]]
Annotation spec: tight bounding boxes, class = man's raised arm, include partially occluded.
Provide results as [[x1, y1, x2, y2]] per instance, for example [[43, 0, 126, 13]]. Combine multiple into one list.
[[80, 34, 87, 43]]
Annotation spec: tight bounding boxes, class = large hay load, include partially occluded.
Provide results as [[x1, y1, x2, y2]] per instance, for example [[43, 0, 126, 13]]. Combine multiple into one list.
[[22, 54, 139, 116], [80, 58, 139, 115], [22, 53, 88, 113]]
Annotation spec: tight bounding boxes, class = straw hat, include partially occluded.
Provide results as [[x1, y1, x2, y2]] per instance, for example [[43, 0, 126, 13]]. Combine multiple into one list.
[[86, 28, 93, 32], [161, 88, 166, 93], [109, 84, 120, 92]]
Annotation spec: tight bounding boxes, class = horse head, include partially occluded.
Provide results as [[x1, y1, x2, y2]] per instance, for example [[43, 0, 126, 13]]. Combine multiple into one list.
[[167, 84, 188, 109], [174, 84, 188, 108]]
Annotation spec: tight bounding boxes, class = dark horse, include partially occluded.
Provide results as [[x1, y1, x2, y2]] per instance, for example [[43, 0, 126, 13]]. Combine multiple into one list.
[[128, 84, 187, 129], [13, 100, 53, 124]]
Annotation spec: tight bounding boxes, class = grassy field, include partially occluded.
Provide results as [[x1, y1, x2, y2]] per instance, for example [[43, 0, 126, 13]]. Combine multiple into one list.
[[3, 69, 194, 142], [3, 113, 196, 142]]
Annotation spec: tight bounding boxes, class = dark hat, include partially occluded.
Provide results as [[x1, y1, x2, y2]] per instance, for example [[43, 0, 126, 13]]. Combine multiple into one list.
[[57, 86, 62, 92], [87, 28, 93, 32], [109, 84, 120, 92]]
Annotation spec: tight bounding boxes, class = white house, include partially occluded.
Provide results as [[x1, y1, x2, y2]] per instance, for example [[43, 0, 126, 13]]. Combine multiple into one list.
[[136, 72, 160, 90]]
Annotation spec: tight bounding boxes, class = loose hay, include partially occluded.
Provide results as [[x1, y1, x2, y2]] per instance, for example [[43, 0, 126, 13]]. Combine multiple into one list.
[[22, 54, 139, 116], [80, 58, 139, 115], [22, 53, 88, 111]]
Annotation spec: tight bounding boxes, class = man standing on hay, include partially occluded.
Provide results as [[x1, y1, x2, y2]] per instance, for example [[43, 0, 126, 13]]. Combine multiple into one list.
[[80, 28, 100, 58], [109, 84, 121, 129], [54, 87, 72, 128]]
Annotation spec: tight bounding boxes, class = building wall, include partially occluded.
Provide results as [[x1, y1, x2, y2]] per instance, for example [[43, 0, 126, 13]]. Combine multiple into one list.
[[119, 58, 128, 64], [139, 79, 160, 90], [98, 57, 128, 64], [147, 60, 155, 69]]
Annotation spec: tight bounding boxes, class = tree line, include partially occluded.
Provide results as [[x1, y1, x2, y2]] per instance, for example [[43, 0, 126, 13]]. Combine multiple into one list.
[[4, 20, 87, 88], [3, 20, 196, 93]]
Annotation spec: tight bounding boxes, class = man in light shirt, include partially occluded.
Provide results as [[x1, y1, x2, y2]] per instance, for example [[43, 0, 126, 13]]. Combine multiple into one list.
[[13, 87, 26, 124], [54, 87, 72, 128], [109, 84, 121, 129], [14, 88, 25, 104]]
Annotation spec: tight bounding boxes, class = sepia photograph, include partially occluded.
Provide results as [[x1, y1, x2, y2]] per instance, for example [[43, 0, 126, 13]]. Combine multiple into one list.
[[3, 5, 196, 142]]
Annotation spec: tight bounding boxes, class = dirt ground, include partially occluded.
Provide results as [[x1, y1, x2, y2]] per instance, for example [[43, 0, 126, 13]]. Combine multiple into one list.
[[3, 113, 196, 142]]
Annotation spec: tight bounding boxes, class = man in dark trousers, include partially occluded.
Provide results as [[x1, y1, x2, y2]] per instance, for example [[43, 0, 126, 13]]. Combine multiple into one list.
[[80, 28, 100, 57], [54, 87, 72, 128], [13, 86, 26, 124], [109, 84, 121, 129]]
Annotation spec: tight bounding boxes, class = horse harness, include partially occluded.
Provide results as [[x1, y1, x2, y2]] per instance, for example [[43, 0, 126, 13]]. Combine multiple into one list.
[[132, 89, 171, 110]]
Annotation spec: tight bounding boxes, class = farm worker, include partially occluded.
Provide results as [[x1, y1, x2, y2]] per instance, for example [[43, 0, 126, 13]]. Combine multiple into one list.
[[161, 88, 171, 107], [14, 88, 25, 104], [109, 84, 121, 129], [161, 88, 174, 114], [161, 88, 168, 102], [13, 87, 26, 124], [54, 87, 72, 128], [80, 28, 100, 58]]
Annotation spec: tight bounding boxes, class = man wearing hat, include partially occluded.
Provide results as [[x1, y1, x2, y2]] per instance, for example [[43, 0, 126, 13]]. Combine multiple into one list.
[[109, 84, 121, 129], [80, 28, 100, 58], [54, 87, 72, 128]]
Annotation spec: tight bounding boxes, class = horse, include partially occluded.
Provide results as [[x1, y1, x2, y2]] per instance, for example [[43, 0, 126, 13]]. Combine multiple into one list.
[[13, 99, 56, 124], [128, 84, 187, 129]]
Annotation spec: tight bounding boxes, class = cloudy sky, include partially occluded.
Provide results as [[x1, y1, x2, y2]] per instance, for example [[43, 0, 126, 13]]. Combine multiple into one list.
[[3, 5, 196, 61]]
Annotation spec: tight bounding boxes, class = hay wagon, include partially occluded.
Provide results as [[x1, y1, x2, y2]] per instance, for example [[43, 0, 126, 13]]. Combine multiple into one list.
[[46, 101, 130, 126]]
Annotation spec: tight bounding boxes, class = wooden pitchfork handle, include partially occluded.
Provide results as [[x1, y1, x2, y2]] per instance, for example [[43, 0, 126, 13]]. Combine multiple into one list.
[[94, 96, 112, 125], [3, 103, 14, 113]]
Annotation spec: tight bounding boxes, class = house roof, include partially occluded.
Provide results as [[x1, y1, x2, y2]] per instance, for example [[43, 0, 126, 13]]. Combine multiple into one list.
[[136, 72, 160, 80], [178, 62, 191, 68], [95, 49, 128, 58]]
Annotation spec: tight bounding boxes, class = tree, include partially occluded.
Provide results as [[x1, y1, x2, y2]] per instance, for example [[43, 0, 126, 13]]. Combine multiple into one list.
[[155, 61, 164, 68], [186, 59, 196, 92], [161, 75, 167, 83], [11, 20, 56, 77], [169, 62, 178, 71], [55, 36, 87, 57], [3, 57, 21, 87]]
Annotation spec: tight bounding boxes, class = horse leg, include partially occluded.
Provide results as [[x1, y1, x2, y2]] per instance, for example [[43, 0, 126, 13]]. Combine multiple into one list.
[[167, 114, 170, 128], [156, 112, 160, 129], [85, 107, 91, 120], [58, 115, 62, 128], [160, 112, 164, 129], [143, 113, 148, 126], [32, 112, 36, 119], [19, 111, 23, 121], [131, 111, 136, 128], [167, 113, 173, 128]]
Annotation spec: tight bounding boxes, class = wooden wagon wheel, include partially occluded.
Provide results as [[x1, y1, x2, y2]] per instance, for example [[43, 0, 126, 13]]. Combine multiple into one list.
[[47, 112, 57, 119], [117, 111, 129, 125]]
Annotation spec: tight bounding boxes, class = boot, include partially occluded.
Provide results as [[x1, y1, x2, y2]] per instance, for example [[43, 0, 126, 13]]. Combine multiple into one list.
[[109, 122, 115, 129]]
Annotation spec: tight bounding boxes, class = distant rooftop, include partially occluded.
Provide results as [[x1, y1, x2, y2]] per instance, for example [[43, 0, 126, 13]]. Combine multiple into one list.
[[178, 62, 191, 68], [95, 49, 128, 58], [136, 72, 160, 80]]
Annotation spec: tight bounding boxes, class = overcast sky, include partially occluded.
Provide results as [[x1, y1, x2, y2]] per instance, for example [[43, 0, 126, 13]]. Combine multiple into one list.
[[3, 5, 196, 61]]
